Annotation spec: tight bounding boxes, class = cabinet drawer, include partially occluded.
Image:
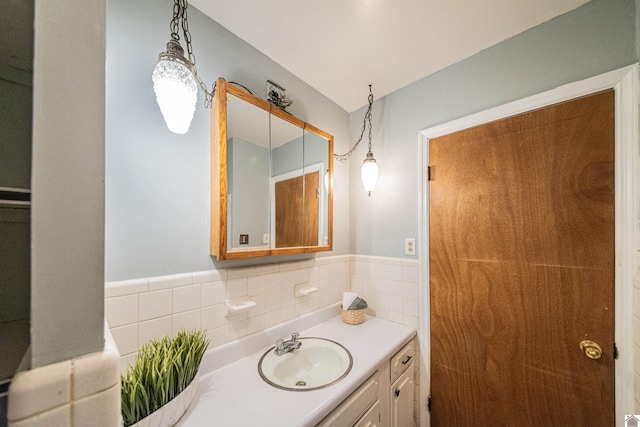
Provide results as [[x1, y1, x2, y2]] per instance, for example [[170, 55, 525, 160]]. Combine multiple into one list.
[[390, 340, 414, 384], [317, 372, 379, 427]]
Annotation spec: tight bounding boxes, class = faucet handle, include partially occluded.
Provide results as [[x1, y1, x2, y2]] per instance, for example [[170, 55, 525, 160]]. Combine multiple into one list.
[[275, 339, 284, 350], [291, 332, 299, 341]]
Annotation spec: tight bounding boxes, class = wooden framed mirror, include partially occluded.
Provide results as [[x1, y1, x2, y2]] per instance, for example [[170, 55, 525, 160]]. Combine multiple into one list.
[[211, 78, 333, 260]]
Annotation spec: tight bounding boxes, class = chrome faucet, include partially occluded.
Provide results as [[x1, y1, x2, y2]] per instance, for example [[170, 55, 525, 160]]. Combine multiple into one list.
[[274, 332, 302, 356]]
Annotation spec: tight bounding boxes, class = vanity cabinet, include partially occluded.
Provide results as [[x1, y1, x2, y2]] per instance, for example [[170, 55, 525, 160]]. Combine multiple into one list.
[[317, 372, 382, 427], [390, 340, 415, 427], [318, 339, 416, 427], [355, 400, 381, 427]]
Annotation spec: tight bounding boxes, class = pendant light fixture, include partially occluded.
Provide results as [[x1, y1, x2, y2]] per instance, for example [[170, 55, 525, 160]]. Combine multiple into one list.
[[152, 0, 214, 134], [335, 85, 378, 196]]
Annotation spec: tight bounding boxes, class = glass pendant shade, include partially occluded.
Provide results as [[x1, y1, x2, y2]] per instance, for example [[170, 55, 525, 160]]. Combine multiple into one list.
[[361, 151, 379, 197], [152, 40, 198, 134]]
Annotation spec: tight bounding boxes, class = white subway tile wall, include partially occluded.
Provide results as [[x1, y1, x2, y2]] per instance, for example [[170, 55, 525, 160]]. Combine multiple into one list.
[[107, 256, 342, 372], [349, 255, 420, 329], [105, 255, 422, 374]]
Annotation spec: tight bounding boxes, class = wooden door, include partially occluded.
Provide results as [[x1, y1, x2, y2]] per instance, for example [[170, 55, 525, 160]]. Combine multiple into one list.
[[275, 171, 319, 247], [429, 91, 615, 425], [275, 175, 303, 247]]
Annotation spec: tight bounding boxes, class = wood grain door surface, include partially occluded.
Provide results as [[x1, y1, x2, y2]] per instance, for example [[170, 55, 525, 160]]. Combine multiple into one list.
[[429, 90, 615, 425], [275, 171, 319, 247]]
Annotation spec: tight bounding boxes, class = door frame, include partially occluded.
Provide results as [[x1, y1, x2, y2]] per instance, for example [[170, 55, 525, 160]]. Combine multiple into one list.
[[418, 64, 638, 427]]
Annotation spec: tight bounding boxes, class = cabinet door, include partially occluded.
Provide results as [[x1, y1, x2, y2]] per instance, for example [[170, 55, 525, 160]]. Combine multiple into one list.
[[317, 372, 379, 427], [355, 399, 380, 427], [391, 364, 414, 427]]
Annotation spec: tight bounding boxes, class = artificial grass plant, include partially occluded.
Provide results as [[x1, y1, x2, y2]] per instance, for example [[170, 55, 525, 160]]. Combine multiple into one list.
[[121, 329, 210, 426]]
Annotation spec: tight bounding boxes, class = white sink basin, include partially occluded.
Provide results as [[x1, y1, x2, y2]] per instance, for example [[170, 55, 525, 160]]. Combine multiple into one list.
[[258, 337, 353, 391]]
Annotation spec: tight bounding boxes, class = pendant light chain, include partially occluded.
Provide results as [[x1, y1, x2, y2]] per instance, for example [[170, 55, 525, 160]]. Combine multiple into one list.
[[366, 88, 373, 154], [335, 85, 374, 162], [174, 0, 215, 107], [170, 1, 181, 40]]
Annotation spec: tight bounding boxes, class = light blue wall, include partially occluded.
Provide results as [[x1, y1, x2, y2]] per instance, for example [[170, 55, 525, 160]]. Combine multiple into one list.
[[106, 0, 637, 278], [106, 0, 351, 281], [272, 136, 304, 177], [271, 135, 328, 176], [349, 0, 638, 257]]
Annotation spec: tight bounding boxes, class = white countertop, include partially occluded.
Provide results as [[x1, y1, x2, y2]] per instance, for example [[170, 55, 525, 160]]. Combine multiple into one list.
[[177, 305, 416, 426]]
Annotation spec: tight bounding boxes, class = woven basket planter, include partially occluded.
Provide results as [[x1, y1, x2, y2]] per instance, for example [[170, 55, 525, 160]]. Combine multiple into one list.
[[340, 305, 366, 325]]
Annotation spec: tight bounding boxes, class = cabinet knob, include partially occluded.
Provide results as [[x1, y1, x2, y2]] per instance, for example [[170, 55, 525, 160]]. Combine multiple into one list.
[[395, 389, 401, 398]]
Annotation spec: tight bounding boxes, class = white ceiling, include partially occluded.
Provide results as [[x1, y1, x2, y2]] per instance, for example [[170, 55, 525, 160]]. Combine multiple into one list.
[[0, 1, 590, 111], [190, 0, 589, 112]]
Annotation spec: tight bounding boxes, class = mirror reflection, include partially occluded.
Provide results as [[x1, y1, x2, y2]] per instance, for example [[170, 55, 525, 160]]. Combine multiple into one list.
[[270, 125, 330, 249], [226, 93, 270, 250], [211, 78, 333, 260], [304, 130, 330, 247], [270, 112, 305, 248]]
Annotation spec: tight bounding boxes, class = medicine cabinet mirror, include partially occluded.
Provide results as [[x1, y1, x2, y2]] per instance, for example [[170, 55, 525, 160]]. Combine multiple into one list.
[[211, 78, 333, 260]]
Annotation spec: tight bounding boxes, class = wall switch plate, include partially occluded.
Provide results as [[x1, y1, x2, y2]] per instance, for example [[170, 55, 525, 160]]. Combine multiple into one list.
[[239, 234, 249, 245], [263, 234, 269, 244], [405, 238, 416, 256]]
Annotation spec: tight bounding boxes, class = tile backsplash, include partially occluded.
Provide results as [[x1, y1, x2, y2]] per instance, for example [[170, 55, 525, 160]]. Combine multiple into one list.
[[105, 255, 421, 373], [349, 255, 420, 329]]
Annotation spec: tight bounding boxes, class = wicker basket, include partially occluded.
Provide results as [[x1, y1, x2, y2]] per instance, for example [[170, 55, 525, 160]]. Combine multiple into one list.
[[340, 304, 366, 325]]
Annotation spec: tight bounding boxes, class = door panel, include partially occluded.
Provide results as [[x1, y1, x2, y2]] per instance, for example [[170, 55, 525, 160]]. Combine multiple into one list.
[[275, 175, 303, 247], [429, 90, 615, 425], [275, 171, 320, 247]]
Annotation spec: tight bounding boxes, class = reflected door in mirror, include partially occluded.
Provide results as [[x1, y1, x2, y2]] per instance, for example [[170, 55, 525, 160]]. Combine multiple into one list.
[[274, 171, 319, 247]]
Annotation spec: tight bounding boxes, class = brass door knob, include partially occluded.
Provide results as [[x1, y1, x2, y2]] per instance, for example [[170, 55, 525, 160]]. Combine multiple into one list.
[[579, 340, 602, 360]]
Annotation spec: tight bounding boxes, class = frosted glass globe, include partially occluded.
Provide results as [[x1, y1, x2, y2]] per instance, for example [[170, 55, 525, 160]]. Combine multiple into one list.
[[152, 59, 197, 134], [361, 157, 378, 196]]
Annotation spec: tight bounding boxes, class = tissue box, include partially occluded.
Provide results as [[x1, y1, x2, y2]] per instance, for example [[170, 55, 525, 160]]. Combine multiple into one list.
[[340, 304, 365, 325]]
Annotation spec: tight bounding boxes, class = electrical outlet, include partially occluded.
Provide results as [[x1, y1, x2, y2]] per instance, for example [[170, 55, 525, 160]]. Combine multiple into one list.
[[239, 234, 249, 245], [263, 234, 270, 244], [405, 238, 416, 256]]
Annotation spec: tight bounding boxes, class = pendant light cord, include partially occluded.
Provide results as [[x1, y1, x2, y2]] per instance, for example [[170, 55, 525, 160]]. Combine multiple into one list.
[[335, 85, 374, 162]]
